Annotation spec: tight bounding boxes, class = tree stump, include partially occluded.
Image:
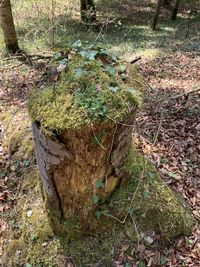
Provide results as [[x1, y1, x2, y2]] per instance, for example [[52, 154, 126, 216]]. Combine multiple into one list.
[[32, 113, 136, 221], [29, 44, 194, 265]]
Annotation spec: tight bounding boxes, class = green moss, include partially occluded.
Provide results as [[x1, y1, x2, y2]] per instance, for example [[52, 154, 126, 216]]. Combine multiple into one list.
[[1, 108, 34, 160], [4, 170, 64, 267], [28, 47, 142, 133], [110, 145, 194, 241]]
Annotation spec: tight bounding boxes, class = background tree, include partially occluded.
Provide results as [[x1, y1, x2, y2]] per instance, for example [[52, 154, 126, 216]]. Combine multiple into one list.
[[80, 0, 96, 22], [152, 0, 163, 30], [0, 0, 19, 54], [171, 0, 181, 20]]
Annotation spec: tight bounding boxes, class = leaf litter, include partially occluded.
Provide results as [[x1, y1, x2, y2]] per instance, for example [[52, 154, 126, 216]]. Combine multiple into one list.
[[0, 49, 200, 266]]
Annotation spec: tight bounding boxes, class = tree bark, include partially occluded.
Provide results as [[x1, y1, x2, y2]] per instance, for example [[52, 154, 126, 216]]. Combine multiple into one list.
[[80, 0, 96, 23], [152, 0, 163, 31], [0, 0, 19, 54], [171, 0, 181, 20], [32, 113, 136, 222]]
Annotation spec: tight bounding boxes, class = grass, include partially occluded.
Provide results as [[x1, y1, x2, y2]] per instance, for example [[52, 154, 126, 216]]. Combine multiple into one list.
[[0, 0, 199, 58]]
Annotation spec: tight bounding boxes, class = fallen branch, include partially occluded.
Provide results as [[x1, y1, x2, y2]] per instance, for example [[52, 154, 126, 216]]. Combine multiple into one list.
[[130, 56, 141, 64], [0, 62, 25, 72], [170, 87, 200, 99]]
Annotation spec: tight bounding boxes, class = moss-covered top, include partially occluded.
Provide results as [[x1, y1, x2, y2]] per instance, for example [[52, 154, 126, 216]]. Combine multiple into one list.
[[28, 42, 142, 133]]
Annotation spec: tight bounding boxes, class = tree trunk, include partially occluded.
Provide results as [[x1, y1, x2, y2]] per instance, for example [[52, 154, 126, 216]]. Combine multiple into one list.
[[0, 0, 19, 54], [171, 0, 181, 20], [152, 0, 163, 31], [80, 0, 96, 23]]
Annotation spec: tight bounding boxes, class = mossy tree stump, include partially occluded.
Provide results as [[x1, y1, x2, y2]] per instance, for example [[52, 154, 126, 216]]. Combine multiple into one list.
[[29, 43, 193, 259], [32, 115, 136, 221]]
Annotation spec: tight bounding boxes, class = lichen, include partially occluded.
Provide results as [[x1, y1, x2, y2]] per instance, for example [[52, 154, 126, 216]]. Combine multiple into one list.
[[28, 45, 143, 134]]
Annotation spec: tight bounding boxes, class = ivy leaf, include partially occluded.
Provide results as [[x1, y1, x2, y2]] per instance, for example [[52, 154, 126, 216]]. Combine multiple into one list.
[[96, 179, 104, 189], [160, 257, 167, 265], [79, 50, 88, 58], [105, 65, 116, 76], [80, 50, 98, 60], [166, 171, 178, 179], [59, 58, 68, 65], [0, 170, 7, 177], [88, 50, 98, 60], [72, 40, 82, 48], [92, 194, 99, 204], [148, 172, 155, 179], [118, 65, 126, 73], [53, 52, 62, 60], [95, 210, 102, 219], [23, 159, 30, 167], [109, 86, 119, 92], [75, 68, 84, 77], [143, 191, 150, 199], [138, 261, 146, 267], [127, 87, 137, 94]]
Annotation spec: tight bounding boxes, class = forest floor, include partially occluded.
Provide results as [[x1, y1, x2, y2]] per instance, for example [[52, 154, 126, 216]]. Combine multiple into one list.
[[0, 1, 200, 266]]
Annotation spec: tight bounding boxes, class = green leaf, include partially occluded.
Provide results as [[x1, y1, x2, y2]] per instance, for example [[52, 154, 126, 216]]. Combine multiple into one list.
[[91, 133, 102, 145], [105, 65, 116, 76], [127, 87, 137, 94], [143, 191, 150, 199], [166, 171, 178, 178], [96, 179, 104, 189], [124, 262, 131, 267], [0, 170, 7, 177], [79, 50, 98, 60], [118, 65, 126, 73], [72, 40, 82, 48], [75, 68, 84, 77], [53, 52, 62, 60], [23, 160, 30, 167], [148, 172, 155, 179], [109, 86, 119, 92], [25, 263, 32, 267], [95, 210, 102, 219], [137, 261, 146, 267], [59, 58, 68, 65], [92, 194, 99, 204], [88, 50, 98, 60], [79, 50, 88, 58], [185, 158, 190, 164], [160, 257, 167, 265], [30, 233, 38, 241]]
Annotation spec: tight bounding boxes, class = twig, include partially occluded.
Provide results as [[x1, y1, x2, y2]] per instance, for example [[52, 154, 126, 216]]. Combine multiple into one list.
[[90, 123, 107, 151], [170, 88, 200, 99], [130, 56, 141, 64], [107, 123, 118, 164], [153, 110, 163, 145], [2, 54, 52, 62], [0, 62, 25, 72], [130, 215, 140, 247]]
